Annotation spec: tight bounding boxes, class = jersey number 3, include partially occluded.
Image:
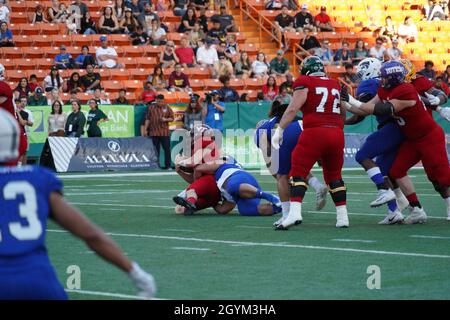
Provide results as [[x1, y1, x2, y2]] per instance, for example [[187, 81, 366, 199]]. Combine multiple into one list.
[[315, 87, 341, 114], [0, 181, 43, 242]]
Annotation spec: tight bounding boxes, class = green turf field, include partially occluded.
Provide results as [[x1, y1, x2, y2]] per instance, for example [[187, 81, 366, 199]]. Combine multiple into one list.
[[47, 169, 450, 300]]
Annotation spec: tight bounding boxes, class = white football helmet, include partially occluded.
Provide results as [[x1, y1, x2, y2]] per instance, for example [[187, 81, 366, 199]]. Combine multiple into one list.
[[0, 108, 20, 163], [0, 64, 5, 81], [356, 58, 382, 81]]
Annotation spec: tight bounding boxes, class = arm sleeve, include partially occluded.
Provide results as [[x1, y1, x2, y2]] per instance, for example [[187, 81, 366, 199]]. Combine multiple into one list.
[[293, 76, 309, 91]]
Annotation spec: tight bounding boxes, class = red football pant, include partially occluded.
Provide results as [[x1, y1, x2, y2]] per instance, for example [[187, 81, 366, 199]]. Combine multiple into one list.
[[289, 127, 344, 184], [187, 174, 221, 210], [390, 125, 450, 187]]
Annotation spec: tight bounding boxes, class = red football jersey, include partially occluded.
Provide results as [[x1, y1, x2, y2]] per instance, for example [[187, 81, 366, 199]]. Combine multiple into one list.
[[378, 83, 437, 140], [412, 76, 435, 116], [293, 75, 343, 129], [0, 81, 15, 116]]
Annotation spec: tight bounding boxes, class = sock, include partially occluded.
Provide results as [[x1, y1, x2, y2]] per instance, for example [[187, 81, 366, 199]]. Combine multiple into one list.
[[366, 167, 386, 189], [186, 197, 196, 205], [387, 199, 398, 212], [256, 189, 279, 204], [445, 197, 450, 208], [281, 201, 290, 218], [406, 193, 421, 208], [288, 201, 302, 218], [336, 205, 348, 215], [308, 176, 323, 193]]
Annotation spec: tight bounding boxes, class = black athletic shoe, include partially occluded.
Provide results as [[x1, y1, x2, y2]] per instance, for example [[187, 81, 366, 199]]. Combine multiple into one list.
[[172, 196, 197, 215]]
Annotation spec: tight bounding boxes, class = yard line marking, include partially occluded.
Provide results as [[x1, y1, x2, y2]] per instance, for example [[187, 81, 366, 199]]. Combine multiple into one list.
[[98, 208, 124, 211], [236, 225, 274, 229], [70, 202, 174, 209], [100, 200, 122, 203], [172, 247, 211, 251], [47, 229, 450, 259], [332, 239, 376, 243], [66, 190, 178, 196], [308, 210, 448, 220], [410, 235, 450, 240], [65, 184, 133, 188], [164, 228, 196, 233], [65, 289, 165, 300]]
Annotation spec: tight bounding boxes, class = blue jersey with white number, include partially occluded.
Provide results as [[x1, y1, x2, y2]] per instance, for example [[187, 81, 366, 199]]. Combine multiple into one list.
[[214, 156, 242, 181], [356, 78, 391, 125], [0, 166, 62, 258]]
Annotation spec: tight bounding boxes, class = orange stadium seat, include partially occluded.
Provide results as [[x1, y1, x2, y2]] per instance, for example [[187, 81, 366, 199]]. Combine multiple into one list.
[[30, 35, 52, 47], [2, 59, 16, 70], [1, 47, 23, 59], [13, 35, 33, 47], [35, 58, 54, 70], [228, 78, 245, 90], [14, 59, 37, 70], [119, 46, 144, 58], [189, 79, 205, 91], [108, 69, 131, 81], [102, 80, 124, 93], [6, 70, 28, 82], [163, 91, 179, 103], [203, 79, 222, 90], [185, 67, 211, 79], [176, 92, 192, 103], [76, 92, 95, 104], [10, 12, 28, 24], [118, 57, 138, 69], [70, 35, 94, 47], [135, 57, 157, 69], [244, 78, 264, 90], [129, 68, 151, 81], [122, 80, 143, 92], [108, 34, 132, 46], [51, 35, 72, 47]]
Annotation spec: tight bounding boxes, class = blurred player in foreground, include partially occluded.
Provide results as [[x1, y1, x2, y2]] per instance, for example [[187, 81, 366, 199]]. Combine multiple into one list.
[[0, 109, 156, 299]]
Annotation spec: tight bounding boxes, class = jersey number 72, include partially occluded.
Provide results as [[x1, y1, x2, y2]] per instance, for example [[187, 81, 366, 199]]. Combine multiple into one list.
[[315, 87, 341, 114]]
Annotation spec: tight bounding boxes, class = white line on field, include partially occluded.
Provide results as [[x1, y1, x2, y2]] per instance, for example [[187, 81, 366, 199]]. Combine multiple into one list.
[[69, 202, 174, 209], [172, 247, 211, 251], [332, 239, 376, 243], [410, 235, 450, 240], [100, 200, 122, 203], [65, 289, 165, 300], [65, 184, 133, 188], [47, 229, 450, 259], [309, 210, 448, 220], [236, 225, 274, 229], [98, 208, 124, 211], [65, 190, 178, 196], [163, 228, 196, 233]]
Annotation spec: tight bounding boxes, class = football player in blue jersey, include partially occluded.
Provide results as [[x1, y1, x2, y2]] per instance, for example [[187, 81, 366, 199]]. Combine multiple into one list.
[[254, 100, 328, 227], [193, 156, 282, 216], [0, 109, 156, 300]]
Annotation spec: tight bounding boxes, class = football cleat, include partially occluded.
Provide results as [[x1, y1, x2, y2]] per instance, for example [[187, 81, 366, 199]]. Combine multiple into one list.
[[447, 205, 450, 221], [172, 196, 196, 215], [273, 216, 285, 227], [275, 203, 302, 230], [378, 210, 404, 225], [404, 206, 427, 224], [315, 185, 328, 211], [336, 211, 349, 228], [370, 189, 396, 207]]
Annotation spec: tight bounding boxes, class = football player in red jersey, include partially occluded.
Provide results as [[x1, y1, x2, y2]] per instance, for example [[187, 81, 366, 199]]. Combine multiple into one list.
[[343, 60, 450, 223], [272, 56, 349, 229], [0, 64, 15, 116]]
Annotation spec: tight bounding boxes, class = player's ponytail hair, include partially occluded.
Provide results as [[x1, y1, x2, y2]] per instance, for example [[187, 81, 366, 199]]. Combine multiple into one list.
[[269, 100, 289, 119]]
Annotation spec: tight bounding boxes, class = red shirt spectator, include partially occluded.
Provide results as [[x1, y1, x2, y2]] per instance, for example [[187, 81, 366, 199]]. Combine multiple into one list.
[[175, 46, 195, 66], [315, 11, 331, 24], [141, 81, 157, 103]]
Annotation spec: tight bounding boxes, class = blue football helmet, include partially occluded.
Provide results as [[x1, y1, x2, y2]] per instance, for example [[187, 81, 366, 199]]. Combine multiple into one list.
[[380, 60, 406, 89]]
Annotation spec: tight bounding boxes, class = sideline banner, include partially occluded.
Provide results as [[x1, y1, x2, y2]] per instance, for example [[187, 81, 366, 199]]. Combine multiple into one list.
[[48, 137, 158, 172]]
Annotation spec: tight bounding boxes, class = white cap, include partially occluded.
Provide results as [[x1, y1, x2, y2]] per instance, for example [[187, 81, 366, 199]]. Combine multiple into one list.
[[0, 109, 20, 163], [301, 3, 308, 9]]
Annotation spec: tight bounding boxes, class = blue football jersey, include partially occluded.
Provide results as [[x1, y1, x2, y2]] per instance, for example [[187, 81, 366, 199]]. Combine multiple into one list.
[[356, 78, 391, 125], [214, 156, 242, 182], [0, 166, 62, 258]]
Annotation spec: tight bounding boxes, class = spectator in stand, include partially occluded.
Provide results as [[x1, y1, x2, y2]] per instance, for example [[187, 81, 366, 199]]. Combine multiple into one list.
[[28, 74, 40, 93], [48, 101, 68, 137], [86, 99, 109, 137], [0, 21, 12, 47], [120, 8, 140, 34], [333, 41, 353, 66], [143, 2, 159, 26], [418, 60, 437, 80], [32, 5, 49, 24], [217, 75, 239, 102], [130, 25, 150, 45], [127, 0, 147, 31], [386, 38, 403, 60], [240, 93, 249, 102], [66, 72, 84, 93], [211, 5, 238, 33], [314, 6, 334, 32], [96, 36, 122, 69], [207, 20, 227, 44], [265, 0, 294, 10], [114, 0, 126, 22], [435, 75, 450, 96], [72, 0, 89, 17], [262, 76, 279, 101], [176, 38, 197, 68], [441, 65, 450, 85], [115, 88, 129, 104], [340, 63, 359, 88], [148, 19, 167, 45], [169, 63, 191, 92], [397, 16, 418, 43], [196, 38, 219, 70], [188, 21, 206, 49], [80, 11, 97, 35], [251, 52, 270, 78], [160, 41, 179, 69], [198, 7, 209, 33], [0, 0, 9, 24], [54, 45, 74, 70], [314, 39, 333, 65], [147, 64, 167, 92], [98, 6, 120, 34], [144, 96, 175, 170], [225, 33, 239, 63], [369, 37, 386, 60], [191, 0, 210, 11], [65, 100, 86, 137], [47, 88, 64, 106], [14, 77, 31, 100], [184, 95, 204, 130], [275, 85, 292, 104], [141, 81, 157, 103], [213, 53, 234, 79], [270, 49, 290, 76], [280, 73, 294, 94], [273, 5, 295, 48], [43, 67, 64, 92], [171, 0, 189, 17], [423, 0, 446, 20], [299, 26, 320, 56], [68, 89, 78, 104], [352, 39, 369, 66], [294, 3, 315, 32], [379, 16, 397, 42], [81, 64, 101, 93], [28, 87, 47, 106], [48, 0, 62, 23], [204, 90, 225, 132], [178, 7, 197, 33], [93, 88, 111, 105], [74, 46, 96, 69], [235, 50, 252, 79]]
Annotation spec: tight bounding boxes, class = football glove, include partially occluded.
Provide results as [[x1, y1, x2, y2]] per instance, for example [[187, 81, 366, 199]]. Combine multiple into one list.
[[340, 85, 349, 102], [128, 262, 157, 299], [437, 106, 450, 122], [271, 127, 284, 150], [425, 92, 440, 106]]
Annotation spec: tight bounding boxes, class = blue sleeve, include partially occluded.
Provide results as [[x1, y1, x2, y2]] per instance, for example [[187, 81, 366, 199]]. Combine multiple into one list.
[[219, 102, 225, 113], [6, 30, 12, 39], [37, 167, 63, 196], [54, 55, 62, 63]]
